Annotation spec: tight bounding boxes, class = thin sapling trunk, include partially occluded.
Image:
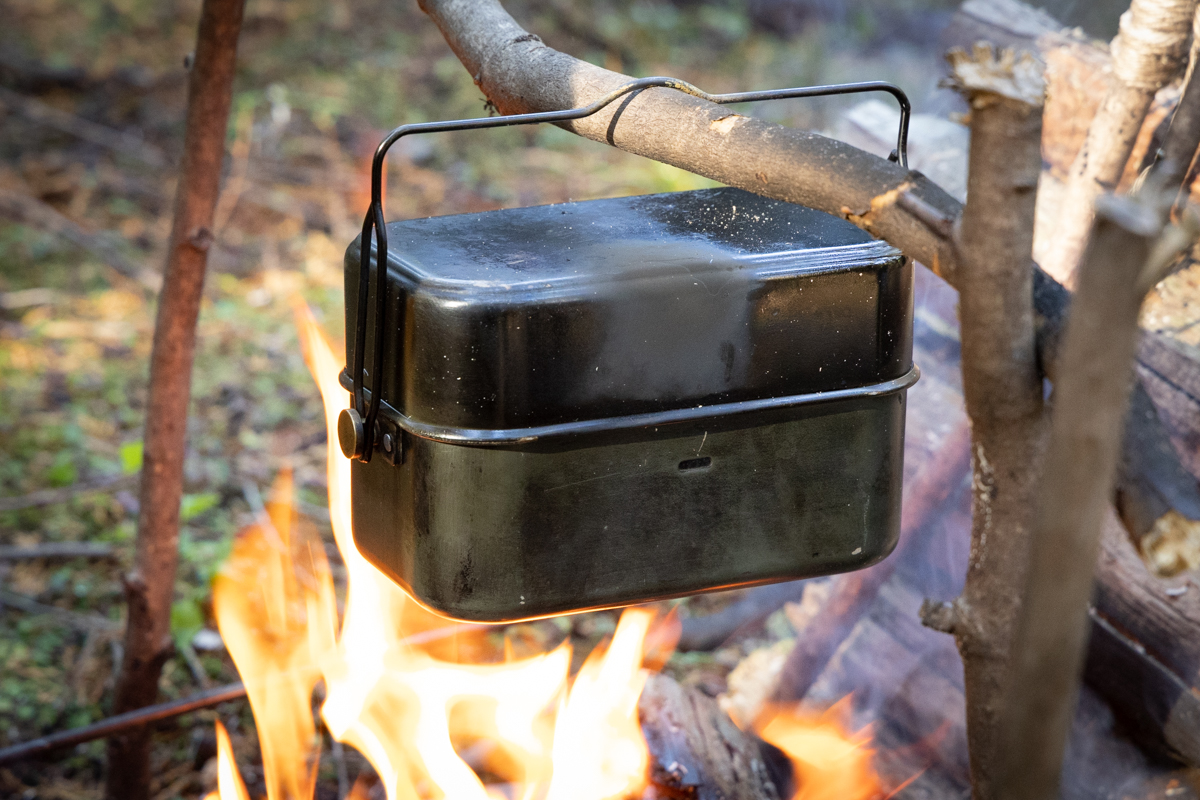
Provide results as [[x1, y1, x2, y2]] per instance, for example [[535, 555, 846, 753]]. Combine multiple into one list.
[[105, 1, 245, 797]]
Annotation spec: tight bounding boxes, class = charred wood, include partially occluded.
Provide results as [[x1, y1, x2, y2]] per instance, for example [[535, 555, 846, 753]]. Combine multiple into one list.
[[640, 674, 786, 800]]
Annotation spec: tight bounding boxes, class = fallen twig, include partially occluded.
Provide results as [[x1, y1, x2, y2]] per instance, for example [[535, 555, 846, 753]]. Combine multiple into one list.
[[0, 588, 121, 633], [0, 474, 137, 513], [0, 682, 247, 767], [0, 187, 158, 289], [0, 543, 116, 560], [0, 85, 168, 168]]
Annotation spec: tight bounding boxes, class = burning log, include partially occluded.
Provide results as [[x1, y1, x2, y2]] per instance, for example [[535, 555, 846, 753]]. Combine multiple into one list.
[[640, 675, 787, 800]]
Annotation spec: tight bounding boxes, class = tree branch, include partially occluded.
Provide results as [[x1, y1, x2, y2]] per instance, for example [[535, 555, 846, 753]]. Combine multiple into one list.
[[1040, 0, 1197, 285], [931, 44, 1049, 800], [995, 191, 1196, 800], [1151, 8, 1200, 210], [417, 0, 961, 282], [104, 1, 246, 798]]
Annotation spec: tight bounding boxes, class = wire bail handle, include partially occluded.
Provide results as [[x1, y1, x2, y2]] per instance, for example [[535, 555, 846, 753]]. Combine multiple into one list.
[[338, 76, 911, 463]]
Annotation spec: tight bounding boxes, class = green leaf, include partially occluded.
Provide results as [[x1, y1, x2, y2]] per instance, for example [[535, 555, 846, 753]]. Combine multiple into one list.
[[45, 453, 77, 488], [179, 492, 219, 522], [119, 440, 143, 474], [170, 599, 204, 649]]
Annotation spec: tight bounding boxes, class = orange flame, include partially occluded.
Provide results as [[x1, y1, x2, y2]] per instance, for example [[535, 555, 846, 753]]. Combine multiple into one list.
[[208, 298, 891, 800], [213, 466, 337, 800], [202, 721, 251, 800], [757, 699, 884, 800]]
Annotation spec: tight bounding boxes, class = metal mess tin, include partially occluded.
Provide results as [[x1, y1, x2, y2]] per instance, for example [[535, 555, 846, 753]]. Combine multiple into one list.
[[340, 186, 916, 621], [337, 77, 917, 621]]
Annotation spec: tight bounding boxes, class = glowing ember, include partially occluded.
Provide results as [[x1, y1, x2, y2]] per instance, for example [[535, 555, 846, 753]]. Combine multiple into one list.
[[206, 299, 890, 800]]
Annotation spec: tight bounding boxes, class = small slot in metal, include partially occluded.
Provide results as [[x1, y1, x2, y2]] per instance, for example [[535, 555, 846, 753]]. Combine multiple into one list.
[[678, 456, 712, 472]]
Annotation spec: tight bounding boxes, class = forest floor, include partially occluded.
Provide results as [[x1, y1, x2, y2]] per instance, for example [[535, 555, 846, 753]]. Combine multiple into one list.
[[2, 0, 1197, 798]]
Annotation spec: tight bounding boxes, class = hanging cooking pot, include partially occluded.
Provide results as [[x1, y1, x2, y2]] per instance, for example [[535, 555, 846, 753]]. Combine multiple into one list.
[[338, 77, 918, 622]]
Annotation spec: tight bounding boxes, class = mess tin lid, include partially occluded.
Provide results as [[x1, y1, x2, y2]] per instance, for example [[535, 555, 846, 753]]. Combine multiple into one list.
[[344, 186, 912, 440]]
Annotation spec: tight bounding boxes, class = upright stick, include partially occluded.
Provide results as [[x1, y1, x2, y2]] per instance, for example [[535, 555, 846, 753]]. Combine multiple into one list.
[[917, 45, 1048, 800], [1153, 8, 1200, 212], [105, 1, 245, 797], [1040, 0, 1195, 285], [995, 192, 1192, 800]]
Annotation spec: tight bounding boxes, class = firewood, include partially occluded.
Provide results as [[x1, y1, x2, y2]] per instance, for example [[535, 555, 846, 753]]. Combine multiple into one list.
[[1093, 507, 1200, 765], [639, 673, 785, 800]]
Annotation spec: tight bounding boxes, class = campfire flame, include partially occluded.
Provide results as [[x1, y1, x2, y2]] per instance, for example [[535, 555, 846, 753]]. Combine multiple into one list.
[[203, 299, 889, 800], [203, 720, 251, 800], [757, 700, 883, 800]]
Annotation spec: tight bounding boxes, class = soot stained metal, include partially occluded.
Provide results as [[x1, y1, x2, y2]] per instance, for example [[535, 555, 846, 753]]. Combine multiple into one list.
[[338, 78, 918, 622]]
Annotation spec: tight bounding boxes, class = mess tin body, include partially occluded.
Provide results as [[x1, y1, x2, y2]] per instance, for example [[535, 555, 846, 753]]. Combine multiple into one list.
[[342, 186, 915, 622]]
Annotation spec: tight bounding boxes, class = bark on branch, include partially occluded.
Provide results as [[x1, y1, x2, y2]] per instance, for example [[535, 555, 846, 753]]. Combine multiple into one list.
[[915, 44, 1048, 800], [1152, 8, 1200, 213], [417, 0, 962, 282], [104, 1, 246, 798], [995, 192, 1197, 800], [1041, 0, 1197, 285]]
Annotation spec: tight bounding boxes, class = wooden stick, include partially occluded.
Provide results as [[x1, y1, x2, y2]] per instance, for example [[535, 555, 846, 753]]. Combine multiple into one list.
[[994, 191, 1190, 800], [0, 474, 137, 513], [916, 44, 1048, 800], [0, 543, 116, 560], [1151, 8, 1200, 207], [417, 0, 960, 280], [1040, 0, 1196, 285], [104, 2, 246, 798], [0, 682, 247, 767]]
